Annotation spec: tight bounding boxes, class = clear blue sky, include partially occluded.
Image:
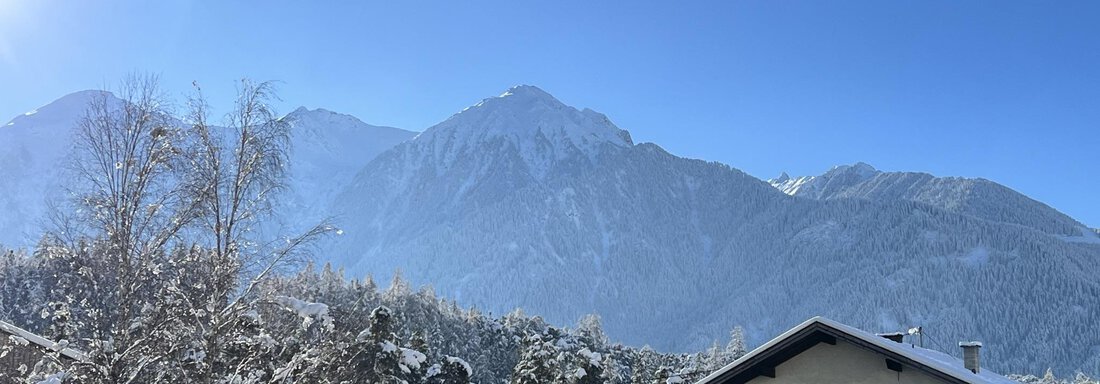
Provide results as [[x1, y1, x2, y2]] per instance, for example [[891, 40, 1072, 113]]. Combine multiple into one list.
[[2, 1, 1098, 227]]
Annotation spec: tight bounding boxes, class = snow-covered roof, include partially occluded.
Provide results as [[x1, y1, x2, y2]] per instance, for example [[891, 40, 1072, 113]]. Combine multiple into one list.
[[0, 320, 88, 362], [695, 316, 1016, 384]]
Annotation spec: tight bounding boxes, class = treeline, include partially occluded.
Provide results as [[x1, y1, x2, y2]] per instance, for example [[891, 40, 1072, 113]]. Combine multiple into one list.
[[0, 74, 747, 383], [1009, 369, 1100, 384], [0, 246, 749, 383]]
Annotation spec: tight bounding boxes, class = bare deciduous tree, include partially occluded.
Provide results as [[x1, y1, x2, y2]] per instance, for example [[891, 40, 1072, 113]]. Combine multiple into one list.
[[45, 76, 332, 383], [179, 79, 334, 382], [59, 74, 199, 383]]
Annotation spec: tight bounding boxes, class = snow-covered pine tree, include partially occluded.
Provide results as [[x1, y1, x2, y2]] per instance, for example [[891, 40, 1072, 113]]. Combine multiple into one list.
[[725, 326, 747, 362], [429, 356, 473, 384], [512, 333, 560, 384], [366, 305, 404, 383], [629, 354, 650, 384], [653, 366, 671, 384], [411, 330, 430, 360], [571, 348, 606, 384], [577, 314, 609, 351], [701, 340, 724, 372]]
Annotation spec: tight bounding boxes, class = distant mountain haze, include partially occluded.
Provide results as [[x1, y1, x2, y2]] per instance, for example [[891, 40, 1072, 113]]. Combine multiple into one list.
[[2, 86, 1098, 376], [0, 92, 417, 247]]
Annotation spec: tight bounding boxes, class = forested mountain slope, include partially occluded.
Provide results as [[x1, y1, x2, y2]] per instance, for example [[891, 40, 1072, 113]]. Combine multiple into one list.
[[327, 86, 1100, 376], [769, 162, 1092, 238], [5, 86, 1098, 376]]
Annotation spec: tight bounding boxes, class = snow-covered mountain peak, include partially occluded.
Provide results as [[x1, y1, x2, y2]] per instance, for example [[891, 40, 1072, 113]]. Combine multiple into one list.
[[288, 106, 312, 115], [498, 84, 557, 101], [769, 161, 1088, 237], [772, 172, 791, 184], [287, 106, 344, 118], [4, 90, 115, 129], [411, 85, 634, 176], [280, 106, 416, 167], [284, 106, 399, 134], [825, 161, 879, 179], [0, 90, 124, 247], [286, 106, 348, 122], [769, 173, 814, 196], [769, 162, 881, 198], [0, 91, 418, 248]]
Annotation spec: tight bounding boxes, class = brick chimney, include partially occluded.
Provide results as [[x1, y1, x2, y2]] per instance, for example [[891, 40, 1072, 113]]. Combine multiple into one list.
[[959, 341, 982, 374]]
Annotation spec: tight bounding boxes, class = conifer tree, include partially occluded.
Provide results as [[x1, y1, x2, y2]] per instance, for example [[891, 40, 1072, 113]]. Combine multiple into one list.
[[431, 356, 473, 384], [725, 326, 747, 361], [653, 366, 671, 384], [512, 333, 559, 384]]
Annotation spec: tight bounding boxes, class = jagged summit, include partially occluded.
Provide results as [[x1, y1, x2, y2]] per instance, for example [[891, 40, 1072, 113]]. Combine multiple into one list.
[[286, 106, 354, 121], [769, 162, 880, 198], [288, 106, 314, 115], [769, 161, 1087, 236], [410, 85, 634, 176], [824, 161, 878, 178], [288, 106, 353, 118], [498, 84, 558, 101], [772, 172, 791, 184]]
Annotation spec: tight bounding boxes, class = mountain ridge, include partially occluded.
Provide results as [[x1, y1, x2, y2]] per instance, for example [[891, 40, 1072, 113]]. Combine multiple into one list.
[[322, 86, 1100, 376], [4, 87, 1098, 376], [410, 85, 633, 180], [768, 163, 1089, 237], [0, 91, 417, 247]]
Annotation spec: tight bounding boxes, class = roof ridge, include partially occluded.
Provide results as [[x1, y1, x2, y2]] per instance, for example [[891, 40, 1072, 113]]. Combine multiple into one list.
[[695, 316, 1014, 384]]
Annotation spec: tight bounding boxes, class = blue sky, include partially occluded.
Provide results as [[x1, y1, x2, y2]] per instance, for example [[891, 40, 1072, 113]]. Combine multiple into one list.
[[2, 1, 1098, 226]]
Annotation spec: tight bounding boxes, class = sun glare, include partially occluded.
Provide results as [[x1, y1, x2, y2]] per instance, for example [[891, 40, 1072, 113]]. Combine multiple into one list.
[[0, 0, 28, 64], [0, 0, 36, 30], [0, 0, 18, 21]]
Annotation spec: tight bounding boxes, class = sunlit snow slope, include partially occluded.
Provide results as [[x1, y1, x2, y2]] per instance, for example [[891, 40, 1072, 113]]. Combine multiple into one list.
[[326, 86, 1100, 376], [5, 86, 1099, 376], [0, 91, 105, 247]]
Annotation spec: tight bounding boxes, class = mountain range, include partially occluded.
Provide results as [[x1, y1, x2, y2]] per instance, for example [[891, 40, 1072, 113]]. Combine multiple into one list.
[[2, 86, 1098, 376], [0, 93, 416, 246]]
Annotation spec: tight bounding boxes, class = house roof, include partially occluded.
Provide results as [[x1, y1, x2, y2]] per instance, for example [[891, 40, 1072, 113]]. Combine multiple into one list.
[[0, 320, 88, 362], [695, 316, 1016, 384]]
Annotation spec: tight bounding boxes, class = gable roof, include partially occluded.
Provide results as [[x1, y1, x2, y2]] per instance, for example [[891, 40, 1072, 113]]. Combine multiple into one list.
[[696, 316, 1016, 384], [0, 320, 88, 362]]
